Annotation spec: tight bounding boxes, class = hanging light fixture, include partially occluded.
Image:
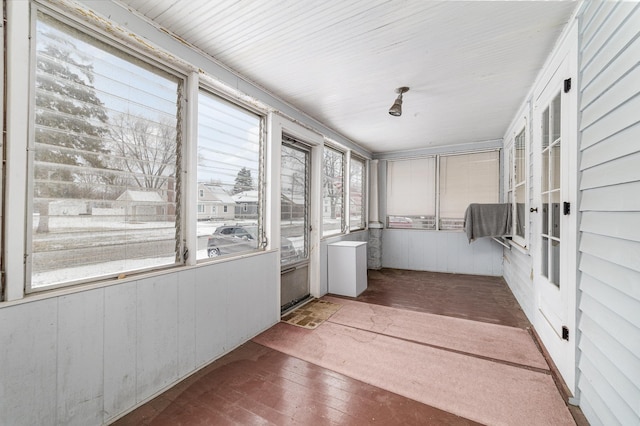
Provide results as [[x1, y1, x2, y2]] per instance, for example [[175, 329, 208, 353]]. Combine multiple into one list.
[[388, 87, 409, 116]]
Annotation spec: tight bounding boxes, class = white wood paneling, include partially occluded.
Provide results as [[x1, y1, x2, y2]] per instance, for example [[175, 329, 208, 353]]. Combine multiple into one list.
[[502, 246, 535, 321], [1, 253, 280, 426], [194, 263, 230, 367], [382, 230, 503, 276], [110, 0, 577, 154], [136, 274, 179, 403], [104, 281, 137, 420], [177, 269, 197, 378], [577, 3, 640, 425], [0, 299, 58, 426], [56, 291, 104, 426]]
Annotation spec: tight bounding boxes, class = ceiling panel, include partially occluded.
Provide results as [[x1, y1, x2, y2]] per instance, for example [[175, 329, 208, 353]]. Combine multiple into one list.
[[119, 0, 578, 154]]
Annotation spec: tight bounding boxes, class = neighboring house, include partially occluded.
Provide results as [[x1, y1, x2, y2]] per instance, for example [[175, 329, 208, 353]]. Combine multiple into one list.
[[115, 189, 165, 220], [281, 193, 305, 221], [232, 190, 259, 218], [197, 183, 235, 220]]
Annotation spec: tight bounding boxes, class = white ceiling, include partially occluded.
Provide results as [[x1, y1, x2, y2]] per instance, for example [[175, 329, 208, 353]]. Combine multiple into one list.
[[117, 0, 578, 154]]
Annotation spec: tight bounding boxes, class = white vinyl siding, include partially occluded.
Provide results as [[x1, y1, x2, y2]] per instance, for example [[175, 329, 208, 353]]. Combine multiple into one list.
[[576, 2, 640, 425]]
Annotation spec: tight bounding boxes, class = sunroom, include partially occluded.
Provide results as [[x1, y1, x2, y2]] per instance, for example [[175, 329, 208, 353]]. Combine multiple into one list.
[[1, 1, 639, 425]]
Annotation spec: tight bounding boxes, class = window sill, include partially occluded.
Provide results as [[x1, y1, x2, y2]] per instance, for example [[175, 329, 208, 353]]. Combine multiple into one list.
[[1, 249, 275, 309]]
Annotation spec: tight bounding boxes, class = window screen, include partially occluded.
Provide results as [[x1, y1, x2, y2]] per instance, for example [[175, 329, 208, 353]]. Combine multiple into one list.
[[29, 12, 182, 290], [197, 91, 263, 260]]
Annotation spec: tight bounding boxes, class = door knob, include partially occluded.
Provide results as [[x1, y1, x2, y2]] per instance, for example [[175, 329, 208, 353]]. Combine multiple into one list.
[[530, 207, 538, 213]]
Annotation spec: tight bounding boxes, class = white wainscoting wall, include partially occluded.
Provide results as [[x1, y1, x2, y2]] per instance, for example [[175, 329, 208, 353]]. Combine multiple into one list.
[[0, 252, 279, 426], [382, 230, 504, 276]]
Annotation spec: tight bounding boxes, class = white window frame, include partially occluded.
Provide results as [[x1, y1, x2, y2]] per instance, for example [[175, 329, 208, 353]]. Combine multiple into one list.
[[322, 144, 345, 237], [195, 87, 266, 262], [506, 116, 529, 249], [25, 5, 187, 292], [348, 154, 367, 232]]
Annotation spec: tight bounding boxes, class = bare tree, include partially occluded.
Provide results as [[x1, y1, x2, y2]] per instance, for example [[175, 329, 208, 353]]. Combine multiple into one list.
[[109, 113, 177, 190]]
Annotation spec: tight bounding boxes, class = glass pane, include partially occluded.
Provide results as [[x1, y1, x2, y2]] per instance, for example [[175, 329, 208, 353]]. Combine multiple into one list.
[[542, 193, 549, 235], [515, 184, 526, 238], [349, 157, 366, 231], [551, 239, 560, 287], [542, 149, 549, 192], [550, 142, 561, 190], [508, 147, 513, 191], [32, 12, 180, 289], [439, 151, 499, 228], [281, 144, 308, 265], [541, 236, 549, 278], [197, 91, 262, 260], [387, 215, 436, 230], [551, 191, 561, 239], [552, 93, 561, 143], [515, 129, 526, 184], [322, 147, 344, 236], [542, 106, 550, 148]]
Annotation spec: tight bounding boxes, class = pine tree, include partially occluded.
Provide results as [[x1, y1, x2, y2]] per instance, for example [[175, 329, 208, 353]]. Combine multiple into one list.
[[34, 19, 110, 232], [232, 167, 254, 195]]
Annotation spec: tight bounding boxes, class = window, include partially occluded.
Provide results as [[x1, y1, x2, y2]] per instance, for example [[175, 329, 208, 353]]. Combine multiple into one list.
[[322, 146, 344, 236], [439, 151, 500, 229], [513, 128, 527, 244], [29, 11, 183, 290], [197, 90, 263, 260], [349, 156, 366, 231], [386, 151, 499, 230], [386, 157, 436, 229]]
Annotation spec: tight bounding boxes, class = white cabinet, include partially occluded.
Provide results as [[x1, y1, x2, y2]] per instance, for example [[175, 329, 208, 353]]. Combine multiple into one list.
[[328, 241, 367, 297]]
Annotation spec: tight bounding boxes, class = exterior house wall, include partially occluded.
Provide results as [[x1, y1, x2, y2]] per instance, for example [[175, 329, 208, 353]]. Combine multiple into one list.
[[575, 2, 640, 424]]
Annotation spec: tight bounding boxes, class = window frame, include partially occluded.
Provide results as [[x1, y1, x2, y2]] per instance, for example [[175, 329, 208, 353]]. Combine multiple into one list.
[[195, 87, 266, 262], [508, 118, 529, 249], [348, 154, 367, 232], [25, 5, 188, 293], [321, 144, 346, 237]]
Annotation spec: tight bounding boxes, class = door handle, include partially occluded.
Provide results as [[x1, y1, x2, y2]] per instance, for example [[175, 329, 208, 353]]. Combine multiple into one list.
[[530, 207, 538, 213]]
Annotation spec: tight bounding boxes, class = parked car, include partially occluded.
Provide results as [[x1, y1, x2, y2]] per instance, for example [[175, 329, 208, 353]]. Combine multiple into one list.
[[207, 225, 298, 263]]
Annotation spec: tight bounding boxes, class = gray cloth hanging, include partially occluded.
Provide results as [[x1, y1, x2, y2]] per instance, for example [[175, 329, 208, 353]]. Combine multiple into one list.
[[464, 203, 512, 242]]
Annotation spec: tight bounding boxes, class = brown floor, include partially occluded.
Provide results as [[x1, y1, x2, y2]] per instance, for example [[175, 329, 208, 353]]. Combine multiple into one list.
[[111, 268, 580, 425]]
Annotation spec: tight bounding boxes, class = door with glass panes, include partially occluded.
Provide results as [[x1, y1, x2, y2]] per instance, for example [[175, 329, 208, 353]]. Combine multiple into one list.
[[532, 51, 577, 392], [280, 136, 311, 312]]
